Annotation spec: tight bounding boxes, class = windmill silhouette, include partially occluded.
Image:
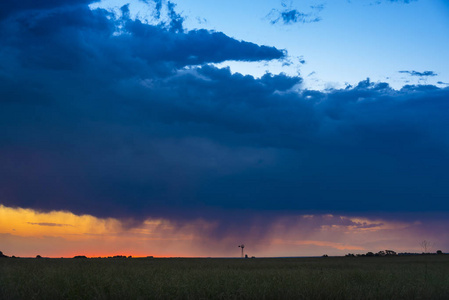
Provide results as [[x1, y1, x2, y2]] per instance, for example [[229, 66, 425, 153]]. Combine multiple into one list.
[[238, 244, 245, 258]]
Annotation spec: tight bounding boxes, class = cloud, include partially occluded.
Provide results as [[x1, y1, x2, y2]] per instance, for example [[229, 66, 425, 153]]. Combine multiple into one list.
[[275, 9, 320, 25], [370, 0, 417, 4], [0, 1, 284, 76], [388, 0, 416, 3], [399, 70, 438, 77], [3, 205, 449, 257], [27, 222, 74, 227], [140, 0, 163, 19], [266, 3, 323, 25], [0, 0, 98, 20], [1, 0, 449, 225]]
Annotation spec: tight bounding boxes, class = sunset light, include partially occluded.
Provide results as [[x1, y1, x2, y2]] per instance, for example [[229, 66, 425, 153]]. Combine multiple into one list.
[[2, 204, 448, 258]]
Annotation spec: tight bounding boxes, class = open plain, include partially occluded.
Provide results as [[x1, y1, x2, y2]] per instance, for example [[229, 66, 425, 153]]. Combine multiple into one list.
[[1, 255, 449, 299]]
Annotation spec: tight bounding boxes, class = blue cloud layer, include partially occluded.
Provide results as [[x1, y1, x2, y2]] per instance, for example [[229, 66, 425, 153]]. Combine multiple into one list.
[[267, 3, 323, 25], [1, 0, 448, 223], [399, 70, 438, 77], [370, 0, 417, 4]]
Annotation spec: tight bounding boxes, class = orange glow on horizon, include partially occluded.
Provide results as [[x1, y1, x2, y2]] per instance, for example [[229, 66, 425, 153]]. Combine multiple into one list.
[[1, 204, 447, 258]]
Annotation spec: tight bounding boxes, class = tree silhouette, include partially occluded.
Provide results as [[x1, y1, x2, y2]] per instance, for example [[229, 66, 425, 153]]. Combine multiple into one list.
[[420, 240, 432, 254]]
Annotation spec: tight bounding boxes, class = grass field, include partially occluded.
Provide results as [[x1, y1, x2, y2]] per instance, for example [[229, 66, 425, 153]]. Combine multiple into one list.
[[1, 255, 449, 299]]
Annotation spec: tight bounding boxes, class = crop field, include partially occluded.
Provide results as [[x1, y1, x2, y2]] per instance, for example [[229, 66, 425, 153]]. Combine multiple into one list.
[[1, 255, 449, 299]]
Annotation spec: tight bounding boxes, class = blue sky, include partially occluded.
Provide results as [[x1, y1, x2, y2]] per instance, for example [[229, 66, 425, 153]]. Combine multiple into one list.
[[1, 0, 449, 256], [92, 0, 449, 89]]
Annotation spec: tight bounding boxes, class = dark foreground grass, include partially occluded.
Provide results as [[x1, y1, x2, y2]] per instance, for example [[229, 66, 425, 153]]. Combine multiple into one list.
[[1, 255, 449, 299]]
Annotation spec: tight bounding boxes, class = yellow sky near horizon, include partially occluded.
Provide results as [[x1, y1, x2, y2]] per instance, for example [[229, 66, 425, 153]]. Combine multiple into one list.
[[0, 204, 445, 258]]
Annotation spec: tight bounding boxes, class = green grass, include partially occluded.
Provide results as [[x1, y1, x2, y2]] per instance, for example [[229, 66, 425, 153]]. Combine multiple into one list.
[[1, 256, 449, 299]]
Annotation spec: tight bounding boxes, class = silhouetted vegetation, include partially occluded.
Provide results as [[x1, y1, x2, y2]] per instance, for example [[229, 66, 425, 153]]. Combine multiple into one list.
[[345, 249, 446, 258], [110, 255, 128, 259], [0, 251, 8, 258], [1, 256, 449, 299], [420, 240, 433, 254]]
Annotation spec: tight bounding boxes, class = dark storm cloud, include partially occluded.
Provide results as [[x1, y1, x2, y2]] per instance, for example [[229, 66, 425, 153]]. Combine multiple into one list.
[[399, 70, 438, 77], [123, 22, 285, 68], [136, 0, 185, 33], [0, 0, 98, 20], [1, 0, 448, 226], [0, 1, 284, 76]]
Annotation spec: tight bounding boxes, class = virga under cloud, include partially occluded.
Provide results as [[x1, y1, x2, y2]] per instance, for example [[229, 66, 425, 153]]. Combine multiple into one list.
[[2, 205, 448, 257]]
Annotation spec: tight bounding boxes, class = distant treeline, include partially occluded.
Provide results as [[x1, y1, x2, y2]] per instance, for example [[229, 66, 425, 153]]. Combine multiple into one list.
[[1, 250, 446, 259], [0, 251, 155, 259], [337, 250, 445, 258]]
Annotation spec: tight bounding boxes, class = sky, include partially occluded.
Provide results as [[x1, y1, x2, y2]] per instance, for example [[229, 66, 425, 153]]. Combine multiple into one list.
[[0, 0, 448, 258]]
